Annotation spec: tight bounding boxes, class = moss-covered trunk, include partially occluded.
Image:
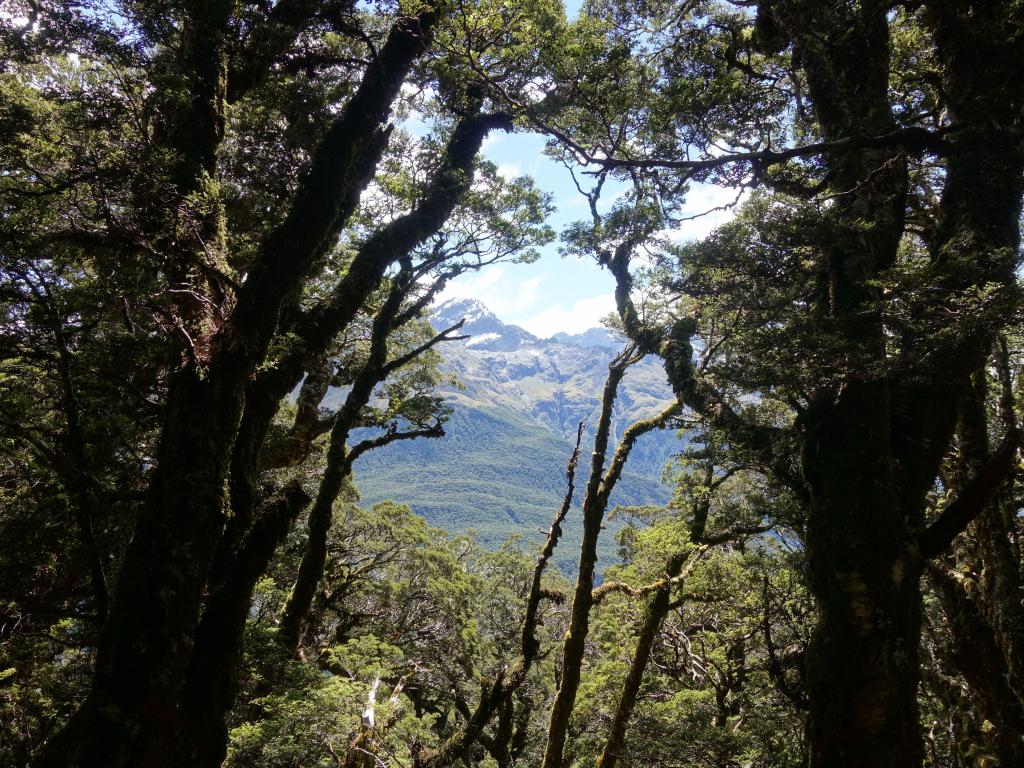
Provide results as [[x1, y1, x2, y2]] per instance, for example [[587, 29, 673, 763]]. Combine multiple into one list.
[[34, 369, 251, 768], [928, 562, 1024, 768], [34, 8, 439, 765], [542, 353, 677, 768], [540, 360, 627, 768], [596, 550, 687, 768], [759, 4, 1017, 764], [182, 485, 312, 768], [802, 381, 924, 767], [774, 4, 919, 761]]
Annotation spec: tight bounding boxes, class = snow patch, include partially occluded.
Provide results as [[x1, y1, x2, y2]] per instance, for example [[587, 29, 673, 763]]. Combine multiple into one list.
[[466, 332, 501, 347]]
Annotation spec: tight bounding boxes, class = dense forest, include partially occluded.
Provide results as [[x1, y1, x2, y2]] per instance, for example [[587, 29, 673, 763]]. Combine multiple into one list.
[[1, 0, 1023, 766]]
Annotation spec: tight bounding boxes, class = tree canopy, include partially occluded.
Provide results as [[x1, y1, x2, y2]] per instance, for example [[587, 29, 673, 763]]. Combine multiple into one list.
[[1, 1, 1023, 767]]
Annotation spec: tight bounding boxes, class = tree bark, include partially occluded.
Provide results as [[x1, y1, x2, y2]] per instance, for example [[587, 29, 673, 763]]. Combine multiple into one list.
[[34, 8, 439, 767], [762, 4, 924, 760], [174, 102, 499, 768], [595, 550, 687, 768], [182, 484, 312, 768], [541, 351, 677, 768], [927, 563, 1024, 768], [801, 382, 924, 768], [763, 3, 1024, 765]]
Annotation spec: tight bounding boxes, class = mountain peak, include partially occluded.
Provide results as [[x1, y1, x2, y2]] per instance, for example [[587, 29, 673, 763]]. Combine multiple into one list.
[[433, 299, 627, 352], [433, 298, 498, 327], [432, 298, 538, 351]]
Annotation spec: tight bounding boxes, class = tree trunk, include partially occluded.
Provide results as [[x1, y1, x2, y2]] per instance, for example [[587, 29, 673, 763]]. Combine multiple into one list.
[[802, 382, 924, 768], [183, 485, 311, 768], [757, 4, 1019, 765], [927, 563, 1024, 768], [541, 359, 627, 768], [596, 550, 686, 768], [34, 9, 439, 766], [542, 353, 678, 768], [177, 100, 498, 768]]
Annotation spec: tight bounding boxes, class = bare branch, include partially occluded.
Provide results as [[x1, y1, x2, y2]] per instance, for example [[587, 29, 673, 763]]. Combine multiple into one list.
[[346, 424, 445, 465], [382, 319, 468, 376]]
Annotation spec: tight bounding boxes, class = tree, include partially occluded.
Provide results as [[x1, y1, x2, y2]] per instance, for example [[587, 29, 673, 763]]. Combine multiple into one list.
[[0, 1, 556, 764], [5, 1, 1024, 766], [221, 500, 556, 768], [919, 335, 1024, 767], [540, 345, 680, 768], [516, 2, 1024, 764]]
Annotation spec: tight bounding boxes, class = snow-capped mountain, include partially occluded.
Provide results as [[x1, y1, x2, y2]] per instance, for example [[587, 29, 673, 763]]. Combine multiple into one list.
[[432, 298, 541, 352], [352, 298, 683, 568], [433, 297, 623, 351], [549, 327, 622, 349], [430, 298, 676, 474]]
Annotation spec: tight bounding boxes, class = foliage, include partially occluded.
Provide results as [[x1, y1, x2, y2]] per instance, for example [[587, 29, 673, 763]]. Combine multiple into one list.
[[2, 0, 1024, 766], [223, 499, 566, 768]]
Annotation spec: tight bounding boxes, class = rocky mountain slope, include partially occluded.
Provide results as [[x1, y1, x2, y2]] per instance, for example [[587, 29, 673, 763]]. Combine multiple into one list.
[[352, 298, 683, 567]]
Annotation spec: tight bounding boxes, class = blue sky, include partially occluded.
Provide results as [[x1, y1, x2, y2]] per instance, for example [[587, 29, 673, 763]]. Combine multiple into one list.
[[438, 129, 742, 338], [434, 1, 743, 338]]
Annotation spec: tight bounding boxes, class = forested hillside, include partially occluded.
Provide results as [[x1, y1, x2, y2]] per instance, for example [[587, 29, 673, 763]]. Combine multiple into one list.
[[2, 1, 1024, 768], [354, 297, 676, 560]]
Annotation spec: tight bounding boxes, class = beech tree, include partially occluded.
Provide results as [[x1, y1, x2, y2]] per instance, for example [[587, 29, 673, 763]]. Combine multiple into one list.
[[1, 1, 555, 765], [4, 1, 1024, 767], [918, 335, 1024, 767], [507, 1, 1024, 765]]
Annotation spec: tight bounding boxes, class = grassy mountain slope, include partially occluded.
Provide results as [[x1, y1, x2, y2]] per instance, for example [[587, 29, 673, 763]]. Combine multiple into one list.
[[352, 404, 676, 571], [349, 298, 684, 571]]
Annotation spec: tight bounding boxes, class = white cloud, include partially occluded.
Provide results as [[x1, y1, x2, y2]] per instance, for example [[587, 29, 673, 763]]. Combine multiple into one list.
[[398, 83, 438, 102], [437, 267, 615, 337], [0, 11, 32, 28], [667, 182, 747, 243], [523, 77, 554, 104], [481, 133, 506, 152], [512, 293, 616, 338], [496, 162, 522, 180], [438, 267, 543, 317]]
